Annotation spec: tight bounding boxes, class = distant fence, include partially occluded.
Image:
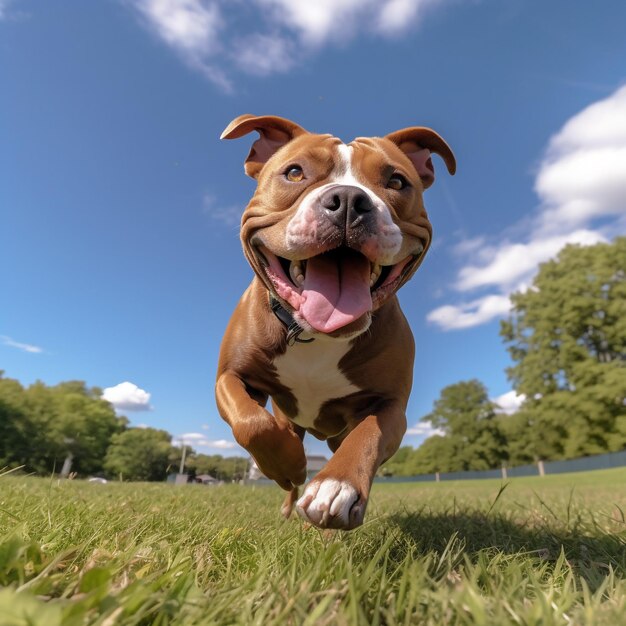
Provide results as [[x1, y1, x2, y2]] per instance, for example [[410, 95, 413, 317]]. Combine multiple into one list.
[[375, 448, 626, 484]]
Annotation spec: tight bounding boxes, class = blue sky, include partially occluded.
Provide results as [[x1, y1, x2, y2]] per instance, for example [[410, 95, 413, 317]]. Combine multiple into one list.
[[2, 0, 626, 458]]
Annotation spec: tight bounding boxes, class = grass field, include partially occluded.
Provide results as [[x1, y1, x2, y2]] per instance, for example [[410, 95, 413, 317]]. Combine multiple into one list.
[[1, 469, 625, 625]]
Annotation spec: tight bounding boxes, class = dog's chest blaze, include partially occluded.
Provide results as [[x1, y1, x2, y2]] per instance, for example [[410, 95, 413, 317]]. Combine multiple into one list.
[[272, 340, 360, 429]]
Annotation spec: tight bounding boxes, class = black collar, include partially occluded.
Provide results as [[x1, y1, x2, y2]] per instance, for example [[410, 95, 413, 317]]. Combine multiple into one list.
[[269, 296, 315, 346]]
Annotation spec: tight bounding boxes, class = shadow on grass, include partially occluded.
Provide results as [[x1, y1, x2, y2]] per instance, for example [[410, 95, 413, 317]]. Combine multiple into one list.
[[386, 508, 626, 591]]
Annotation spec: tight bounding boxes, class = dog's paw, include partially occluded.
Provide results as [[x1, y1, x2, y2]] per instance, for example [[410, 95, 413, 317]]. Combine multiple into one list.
[[295, 478, 366, 530], [280, 488, 299, 519]]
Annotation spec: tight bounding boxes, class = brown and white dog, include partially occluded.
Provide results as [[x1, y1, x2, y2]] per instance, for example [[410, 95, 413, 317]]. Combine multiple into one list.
[[216, 115, 455, 530]]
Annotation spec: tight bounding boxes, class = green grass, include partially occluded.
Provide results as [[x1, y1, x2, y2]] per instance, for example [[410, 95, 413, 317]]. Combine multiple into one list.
[[1, 469, 625, 625]]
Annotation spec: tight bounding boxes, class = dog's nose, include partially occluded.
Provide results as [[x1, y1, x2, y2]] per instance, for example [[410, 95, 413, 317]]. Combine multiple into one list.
[[318, 185, 374, 228]]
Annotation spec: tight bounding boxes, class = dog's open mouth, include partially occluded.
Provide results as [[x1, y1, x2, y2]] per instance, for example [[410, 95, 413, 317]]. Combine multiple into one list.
[[257, 246, 417, 334]]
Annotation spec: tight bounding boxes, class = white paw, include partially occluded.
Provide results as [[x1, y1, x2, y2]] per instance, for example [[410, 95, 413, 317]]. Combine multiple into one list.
[[295, 479, 366, 529]]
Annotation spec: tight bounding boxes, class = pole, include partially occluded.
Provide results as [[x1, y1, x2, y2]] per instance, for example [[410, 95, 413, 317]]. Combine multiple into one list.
[[537, 459, 545, 477], [179, 444, 187, 474], [60, 452, 74, 478]]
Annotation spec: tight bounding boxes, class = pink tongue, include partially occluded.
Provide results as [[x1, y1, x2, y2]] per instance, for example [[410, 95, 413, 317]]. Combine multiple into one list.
[[300, 251, 373, 333]]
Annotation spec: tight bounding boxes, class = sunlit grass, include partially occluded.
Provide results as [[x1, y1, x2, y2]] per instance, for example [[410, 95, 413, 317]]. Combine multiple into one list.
[[1, 468, 625, 625]]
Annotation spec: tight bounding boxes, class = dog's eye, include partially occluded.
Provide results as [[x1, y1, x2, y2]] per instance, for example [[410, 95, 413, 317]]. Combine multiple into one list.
[[387, 173, 408, 190], [285, 166, 304, 182]]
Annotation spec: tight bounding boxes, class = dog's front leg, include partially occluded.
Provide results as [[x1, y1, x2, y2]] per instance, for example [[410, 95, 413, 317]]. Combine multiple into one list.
[[296, 400, 406, 530], [216, 371, 307, 491]]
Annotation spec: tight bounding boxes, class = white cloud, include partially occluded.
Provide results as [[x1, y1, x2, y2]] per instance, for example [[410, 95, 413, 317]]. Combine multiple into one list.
[[0, 0, 15, 20], [175, 432, 206, 442], [429, 86, 626, 331], [493, 390, 525, 415], [406, 420, 444, 437], [455, 229, 607, 293], [231, 33, 296, 76], [102, 381, 152, 412], [173, 432, 240, 450], [130, 0, 231, 90], [202, 193, 242, 227], [427, 294, 511, 331], [1, 335, 43, 354], [545, 85, 626, 154], [209, 439, 239, 450], [126, 0, 454, 88], [451, 235, 487, 258], [256, 0, 367, 45], [377, 0, 439, 35], [256, 0, 440, 44], [536, 85, 626, 233]]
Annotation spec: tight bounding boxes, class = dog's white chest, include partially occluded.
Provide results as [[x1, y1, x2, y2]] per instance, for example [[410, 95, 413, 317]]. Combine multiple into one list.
[[273, 339, 360, 428]]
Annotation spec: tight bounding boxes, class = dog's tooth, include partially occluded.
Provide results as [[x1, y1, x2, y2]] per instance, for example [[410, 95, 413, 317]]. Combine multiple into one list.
[[369, 264, 382, 287], [289, 261, 303, 285]]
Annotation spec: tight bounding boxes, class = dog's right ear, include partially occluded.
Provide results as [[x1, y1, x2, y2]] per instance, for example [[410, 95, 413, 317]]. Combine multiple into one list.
[[221, 114, 309, 179]]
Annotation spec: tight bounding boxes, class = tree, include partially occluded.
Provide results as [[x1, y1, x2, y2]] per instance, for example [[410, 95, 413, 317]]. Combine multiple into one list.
[[50, 382, 127, 475], [0, 374, 125, 475], [383, 446, 414, 476], [186, 454, 248, 481], [409, 435, 462, 474], [501, 238, 626, 459], [0, 373, 35, 469], [497, 409, 563, 466], [104, 427, 176, 481], [385, 380, 508, 475], [421, 380, 508, 471]]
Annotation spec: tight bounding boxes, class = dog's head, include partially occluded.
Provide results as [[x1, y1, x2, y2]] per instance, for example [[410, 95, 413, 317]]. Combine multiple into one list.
[[222, 114, 455, 339]]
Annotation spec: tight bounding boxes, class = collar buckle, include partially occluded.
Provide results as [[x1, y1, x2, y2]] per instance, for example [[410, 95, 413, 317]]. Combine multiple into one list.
[[270, 297, 315, 345]]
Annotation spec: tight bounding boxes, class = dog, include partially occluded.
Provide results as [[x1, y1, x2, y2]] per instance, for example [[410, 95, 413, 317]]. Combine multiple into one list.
[[216, 115, 455, 529]]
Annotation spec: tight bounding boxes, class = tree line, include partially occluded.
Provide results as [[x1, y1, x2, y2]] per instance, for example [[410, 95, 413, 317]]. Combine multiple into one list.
[[2, 238, 624, 480], [386, 237, 626, 476], [0, 377, 247, 482]]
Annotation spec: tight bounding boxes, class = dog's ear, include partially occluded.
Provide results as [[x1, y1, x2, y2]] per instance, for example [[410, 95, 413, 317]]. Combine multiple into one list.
[[384, 127, 456, 189], [221, 114, 309, 179]]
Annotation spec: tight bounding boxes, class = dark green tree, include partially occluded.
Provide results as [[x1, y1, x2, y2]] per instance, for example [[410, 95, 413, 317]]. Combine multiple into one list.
[[383, 446, 414, 476], [501, 238, 626, 459], [420, 379, 508, 471], [409, 435, 463, 474], [0, 374, 125, 475], [497, 409, 561, 465], [104, 427, 176, 481], [0, 373, 35, 469], [53, 382, 126, 475], [186, 454, 248, 481]]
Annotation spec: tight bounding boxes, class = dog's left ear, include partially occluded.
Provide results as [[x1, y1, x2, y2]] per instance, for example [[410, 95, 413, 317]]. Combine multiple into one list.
[[221, 114, 309, 179], [385, 127, 456, 189]]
